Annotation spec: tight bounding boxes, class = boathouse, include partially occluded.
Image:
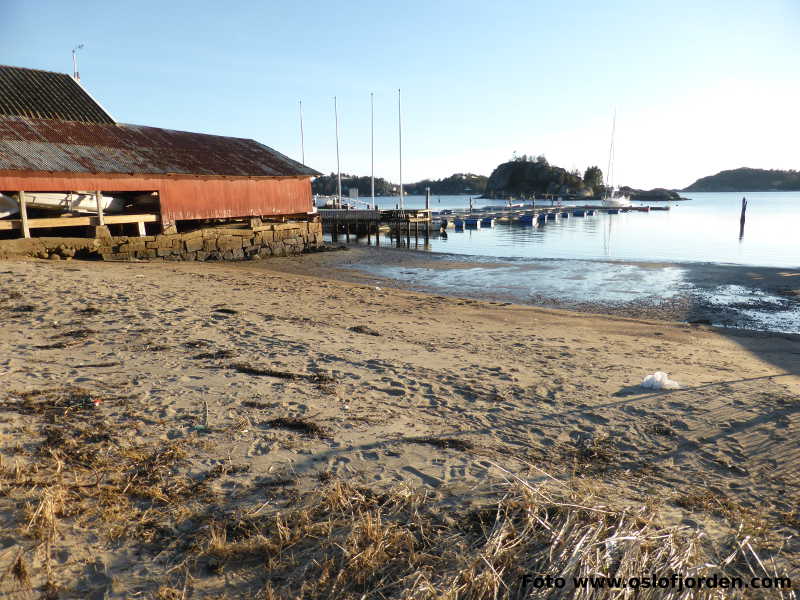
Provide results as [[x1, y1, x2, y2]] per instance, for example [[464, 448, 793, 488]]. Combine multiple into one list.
[[0, 65, 319, 239]]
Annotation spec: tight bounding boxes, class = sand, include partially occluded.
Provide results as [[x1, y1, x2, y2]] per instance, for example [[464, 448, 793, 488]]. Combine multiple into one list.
[[1, 256, 798, 597]]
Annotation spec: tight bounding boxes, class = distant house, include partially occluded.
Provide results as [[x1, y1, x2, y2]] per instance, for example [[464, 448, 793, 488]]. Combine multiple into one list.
[[0, 65, 318, 236]]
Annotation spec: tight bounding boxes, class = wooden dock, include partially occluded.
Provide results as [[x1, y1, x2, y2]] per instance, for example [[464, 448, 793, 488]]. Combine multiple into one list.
[[318, 203, 671, 246]]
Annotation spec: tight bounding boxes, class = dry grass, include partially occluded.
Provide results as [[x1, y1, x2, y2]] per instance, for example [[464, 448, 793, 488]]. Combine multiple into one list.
[[0, 384, 793, 598], [183, 478, 790, 599], [10, 552, 31, 590], [231, 362, 336, 386], [267, 417, 330, 439], [560, 434, 620, 473], [407, 436, 475, 451], [675, 487, 769, 537]]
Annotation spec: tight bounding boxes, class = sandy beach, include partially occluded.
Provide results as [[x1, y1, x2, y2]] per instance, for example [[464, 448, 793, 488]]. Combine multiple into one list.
[[1, 255, 798, 598]]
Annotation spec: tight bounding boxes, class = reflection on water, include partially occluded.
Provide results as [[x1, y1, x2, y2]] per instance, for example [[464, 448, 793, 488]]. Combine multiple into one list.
[[338, 192, 800, 268]]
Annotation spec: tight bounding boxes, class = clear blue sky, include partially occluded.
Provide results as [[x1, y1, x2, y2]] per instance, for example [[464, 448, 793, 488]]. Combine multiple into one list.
[[2, 0, 798, 189]]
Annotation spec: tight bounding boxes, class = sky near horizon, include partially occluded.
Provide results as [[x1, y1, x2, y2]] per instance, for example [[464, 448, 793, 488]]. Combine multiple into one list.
[[1, 0, 798, 189]]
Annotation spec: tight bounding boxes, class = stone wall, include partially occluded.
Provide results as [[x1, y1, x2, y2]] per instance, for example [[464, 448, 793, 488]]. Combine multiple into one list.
[[98, 221, 323, 261]]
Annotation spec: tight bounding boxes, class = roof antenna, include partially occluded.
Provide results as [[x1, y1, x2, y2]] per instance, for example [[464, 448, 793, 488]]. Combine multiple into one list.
[[72, 44, 84, 81]]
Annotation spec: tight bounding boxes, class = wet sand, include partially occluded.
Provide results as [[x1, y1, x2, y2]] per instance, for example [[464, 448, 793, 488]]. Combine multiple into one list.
[[257, 246, 800, 331], [1, 255, 798, 596]]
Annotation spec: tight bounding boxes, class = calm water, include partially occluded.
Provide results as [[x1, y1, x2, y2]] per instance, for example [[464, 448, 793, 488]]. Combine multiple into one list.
[[331, 192, 800, 332], [363, 192, 799, 268]]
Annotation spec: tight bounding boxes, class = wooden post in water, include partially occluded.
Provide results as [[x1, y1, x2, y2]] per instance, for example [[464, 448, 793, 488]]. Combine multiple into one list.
[[739, 196, 747, 240], [18, 191, 30, 239]]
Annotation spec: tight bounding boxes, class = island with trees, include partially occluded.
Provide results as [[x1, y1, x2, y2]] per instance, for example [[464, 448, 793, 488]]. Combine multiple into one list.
[[684, 168, 800, 192], [482, 155, 686, 200]]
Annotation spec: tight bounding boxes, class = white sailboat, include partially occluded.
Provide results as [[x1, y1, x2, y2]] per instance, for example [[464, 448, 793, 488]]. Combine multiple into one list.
[[601, 111, 631, 208], [0, 192, 125, 218]]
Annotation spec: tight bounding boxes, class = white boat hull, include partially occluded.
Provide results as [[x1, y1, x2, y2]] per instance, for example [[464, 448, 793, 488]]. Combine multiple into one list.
[[0, 194, 17, 219], [602, 195, 631, 207], [0, 192, 125, 218]]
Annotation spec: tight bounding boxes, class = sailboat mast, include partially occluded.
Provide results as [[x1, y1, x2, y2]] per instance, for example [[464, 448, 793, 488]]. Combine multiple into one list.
[[398, 88, 403, 210], [605, 110, 616, 197], [299, 100, 305, 165], [371, 92, 375, 209], [334, 96, 342, 209]]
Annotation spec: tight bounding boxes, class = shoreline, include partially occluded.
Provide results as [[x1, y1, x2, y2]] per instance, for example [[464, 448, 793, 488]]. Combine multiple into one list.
[[251, 245, 800, 334]]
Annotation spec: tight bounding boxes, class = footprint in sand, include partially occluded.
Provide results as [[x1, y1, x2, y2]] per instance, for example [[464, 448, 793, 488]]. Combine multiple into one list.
[[402, 466, 442, 487]]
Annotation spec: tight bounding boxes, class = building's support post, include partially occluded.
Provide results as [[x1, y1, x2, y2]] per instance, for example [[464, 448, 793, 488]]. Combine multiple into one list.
[[95, 190, 105, 226], [137, 220, 147, 236], [18, 191, 30, 239]]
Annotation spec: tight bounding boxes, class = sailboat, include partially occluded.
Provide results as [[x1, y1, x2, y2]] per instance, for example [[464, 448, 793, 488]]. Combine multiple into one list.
[[601, 111, 631, 208]]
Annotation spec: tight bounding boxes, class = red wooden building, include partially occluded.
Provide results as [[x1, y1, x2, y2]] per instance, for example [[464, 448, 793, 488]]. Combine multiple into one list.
[[0, 65, 318, 236]]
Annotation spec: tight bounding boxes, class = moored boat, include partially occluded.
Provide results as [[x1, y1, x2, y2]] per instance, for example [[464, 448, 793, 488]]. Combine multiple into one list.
[[464, 217, 481, 228]]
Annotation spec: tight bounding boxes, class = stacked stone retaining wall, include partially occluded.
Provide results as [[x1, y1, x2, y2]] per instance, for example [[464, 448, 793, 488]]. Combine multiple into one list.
[[0, 221, 323, 261], [97, 221, 323, 261]]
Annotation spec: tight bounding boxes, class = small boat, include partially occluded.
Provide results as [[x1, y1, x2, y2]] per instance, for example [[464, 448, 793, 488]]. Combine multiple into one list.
[[537, 214, 547, 223], [586, 209, 597, 216], [573, 209, 586, 217], [606, 208, 620, 215], [560, 211, 570, 218], [545, 212, 558, 221], [453, 218, 465, 230], [464, 217, 481, 228], [0, 192, 125, 217], [601, 192, 631, 208], [480, 217, 495, 227], [517, 214, 538, 226]]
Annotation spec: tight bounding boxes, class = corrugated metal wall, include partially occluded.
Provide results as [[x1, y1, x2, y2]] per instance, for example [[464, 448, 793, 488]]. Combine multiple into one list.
[[159, 177, 311, 223], [0, 172, 312, 226]]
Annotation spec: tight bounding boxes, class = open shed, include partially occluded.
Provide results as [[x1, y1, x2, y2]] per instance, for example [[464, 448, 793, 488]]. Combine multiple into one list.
[[0, 65, 319, 238]]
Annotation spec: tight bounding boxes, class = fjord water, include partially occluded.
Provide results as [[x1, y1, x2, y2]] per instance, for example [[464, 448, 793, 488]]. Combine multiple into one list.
[[369, 192, 799, 268], [340, 192, 800, 332]]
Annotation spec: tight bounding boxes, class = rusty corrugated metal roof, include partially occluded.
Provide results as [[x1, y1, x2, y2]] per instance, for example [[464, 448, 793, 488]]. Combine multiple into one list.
[[0, 115, 319, 178], [0, 65, 115, 124]]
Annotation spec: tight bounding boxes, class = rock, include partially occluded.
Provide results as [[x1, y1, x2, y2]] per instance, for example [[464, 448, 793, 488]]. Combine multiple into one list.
[[48, 253, 61, 260]]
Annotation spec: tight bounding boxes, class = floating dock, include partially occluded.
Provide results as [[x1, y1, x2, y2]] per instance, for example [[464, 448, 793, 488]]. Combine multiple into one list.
[[317, 203, 671, 246]]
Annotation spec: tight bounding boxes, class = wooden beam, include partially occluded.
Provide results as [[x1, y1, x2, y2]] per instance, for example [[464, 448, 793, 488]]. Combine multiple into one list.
[[18, 191, 30, 238]]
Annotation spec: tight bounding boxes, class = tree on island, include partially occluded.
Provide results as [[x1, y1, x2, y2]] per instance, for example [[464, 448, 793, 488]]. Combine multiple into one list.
[[583, 166, 604, 194]]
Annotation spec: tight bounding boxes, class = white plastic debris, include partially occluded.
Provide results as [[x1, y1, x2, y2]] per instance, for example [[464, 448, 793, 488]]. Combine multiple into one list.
[[640, 371, 681, 390]]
